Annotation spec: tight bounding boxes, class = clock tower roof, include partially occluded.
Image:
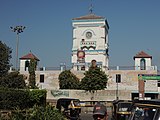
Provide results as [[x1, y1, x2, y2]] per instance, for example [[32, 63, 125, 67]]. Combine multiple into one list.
[[72, 14, 105, 20]]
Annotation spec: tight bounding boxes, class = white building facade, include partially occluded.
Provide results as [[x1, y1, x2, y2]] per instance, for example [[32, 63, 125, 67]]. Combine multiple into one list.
[[71, 14, 109, 71]]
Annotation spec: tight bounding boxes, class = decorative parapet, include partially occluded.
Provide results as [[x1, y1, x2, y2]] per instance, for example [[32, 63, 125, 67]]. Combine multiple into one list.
[[10, 66, 158, 72]]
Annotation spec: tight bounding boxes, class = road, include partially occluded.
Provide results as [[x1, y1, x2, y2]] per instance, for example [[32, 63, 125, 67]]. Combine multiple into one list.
[[80, 113, 92, 120], [80, 113, 112, 120]]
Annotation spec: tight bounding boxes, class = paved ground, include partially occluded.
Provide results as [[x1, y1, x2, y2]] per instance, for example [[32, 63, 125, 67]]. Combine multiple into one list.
[[80, 113, 92, 120], [80, 112, 112, 120]]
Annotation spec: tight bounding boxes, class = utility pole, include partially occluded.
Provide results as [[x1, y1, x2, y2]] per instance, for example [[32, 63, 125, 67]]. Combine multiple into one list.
[[10, 25, 25, 70], [116, 74, 121, 100]]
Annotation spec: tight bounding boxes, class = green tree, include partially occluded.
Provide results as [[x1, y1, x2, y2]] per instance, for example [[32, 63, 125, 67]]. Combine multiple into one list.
[[0, 41, 12, 77], [0, 41, 26, 89], [58, 70, 80, 89], [80, 66, 108, 93], [28, 58, 37, 89], [0, 71, 26, 89]]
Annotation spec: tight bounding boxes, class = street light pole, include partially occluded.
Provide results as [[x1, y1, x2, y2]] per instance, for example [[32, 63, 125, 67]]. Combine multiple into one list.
[[10, 26, 25, 70], [116, 74, 121, 100]]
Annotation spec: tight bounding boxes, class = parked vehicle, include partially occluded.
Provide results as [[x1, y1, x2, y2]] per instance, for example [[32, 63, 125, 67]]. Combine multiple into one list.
[[128, 99, 160, 120], [56, 98, 81, 120], [111, 100, 132, 120]]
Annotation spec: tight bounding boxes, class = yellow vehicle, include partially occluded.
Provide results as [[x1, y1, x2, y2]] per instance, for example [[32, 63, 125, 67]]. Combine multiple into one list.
[[128, 99, 160, 120], [56, 98, 81, 120], [111, 100, 132, 120]]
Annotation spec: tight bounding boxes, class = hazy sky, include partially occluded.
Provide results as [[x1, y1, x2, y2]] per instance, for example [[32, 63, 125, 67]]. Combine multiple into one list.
[[1, 0, 160, 68]]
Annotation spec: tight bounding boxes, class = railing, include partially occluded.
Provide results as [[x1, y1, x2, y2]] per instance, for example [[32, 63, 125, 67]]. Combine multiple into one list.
[[108, 66, 157, 70], [9, 65, 158, 72], [109, 66, 135, 70], [38, 66, 72, 71]]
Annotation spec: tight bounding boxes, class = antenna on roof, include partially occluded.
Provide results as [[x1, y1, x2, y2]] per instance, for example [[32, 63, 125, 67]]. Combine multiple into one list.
[[89, 0, 93, 14]]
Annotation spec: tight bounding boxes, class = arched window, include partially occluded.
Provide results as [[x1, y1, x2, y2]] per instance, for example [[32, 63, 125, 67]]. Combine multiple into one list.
[[140, 58, 146, 70], [25, 60, 30, 71]]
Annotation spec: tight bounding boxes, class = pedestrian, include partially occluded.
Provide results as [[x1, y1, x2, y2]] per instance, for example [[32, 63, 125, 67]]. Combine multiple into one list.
[[93, 102, 108, 120]]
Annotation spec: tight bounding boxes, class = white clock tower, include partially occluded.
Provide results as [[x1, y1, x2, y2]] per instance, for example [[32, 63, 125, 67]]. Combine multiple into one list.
[[71, 13, 109, 71]]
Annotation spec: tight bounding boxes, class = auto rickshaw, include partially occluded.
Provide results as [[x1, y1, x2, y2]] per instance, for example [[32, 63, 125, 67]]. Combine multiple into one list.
[[111, 100, 132, 120], [128, 99, 160, 120], [56, 98, 81, 120]]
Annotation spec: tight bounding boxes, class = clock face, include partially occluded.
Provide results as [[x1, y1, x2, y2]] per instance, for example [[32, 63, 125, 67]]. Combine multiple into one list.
[[86, 32, 92, 39]]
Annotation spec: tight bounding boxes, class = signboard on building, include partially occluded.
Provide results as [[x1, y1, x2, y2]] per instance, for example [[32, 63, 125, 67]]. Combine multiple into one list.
[[138, 74, 160, 80], [77, 50, 85, 58]]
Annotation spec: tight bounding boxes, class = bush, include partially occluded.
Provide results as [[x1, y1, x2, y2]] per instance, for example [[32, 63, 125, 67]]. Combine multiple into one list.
[[28, 89, 46, 108], [0, 72, 26, 89], [10, 105, 65, 120], [0, 88, 29, 110], [0, 88, 47, 110]]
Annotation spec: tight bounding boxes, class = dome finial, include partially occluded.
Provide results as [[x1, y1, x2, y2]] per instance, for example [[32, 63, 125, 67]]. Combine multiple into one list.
[[89, 0, 93, 14]]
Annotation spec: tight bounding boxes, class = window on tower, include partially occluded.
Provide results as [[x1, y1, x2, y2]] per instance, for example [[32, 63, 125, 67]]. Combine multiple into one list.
[[140, 58, 146, 70], [82, 39, 85, 42], [25, 60, 29, 71]]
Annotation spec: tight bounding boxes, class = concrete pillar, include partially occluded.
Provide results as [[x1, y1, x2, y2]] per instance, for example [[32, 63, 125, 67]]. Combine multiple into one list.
[[43, 67, 45, 71], [138, 80, 145, 100], [116, 66, 119, 70]]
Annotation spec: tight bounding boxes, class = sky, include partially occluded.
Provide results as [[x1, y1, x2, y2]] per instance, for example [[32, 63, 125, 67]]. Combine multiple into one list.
[[0, 0, 160, 69]]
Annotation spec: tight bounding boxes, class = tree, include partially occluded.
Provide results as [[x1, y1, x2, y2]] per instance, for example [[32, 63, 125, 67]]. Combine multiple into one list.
[[58, 70, 80, 89], [0, 71, 26, 89], [28, 58, 37, 89], [80, 65, 108, 93], [0, 41, 26, 89], [0, 41, 12, 77]]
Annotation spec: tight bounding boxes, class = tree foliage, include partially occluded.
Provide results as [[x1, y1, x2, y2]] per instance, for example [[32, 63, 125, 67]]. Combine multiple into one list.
[[0, 71, 26, 89], [58, 70, 80, 89], [0, 41, 26, 89], [28, 58, 37, 89], [80, 66, 108, 93], [0, 41, 12, 77]]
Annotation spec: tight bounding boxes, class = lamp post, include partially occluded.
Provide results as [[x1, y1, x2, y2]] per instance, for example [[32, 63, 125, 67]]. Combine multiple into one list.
[[10, 26, 26, 70]]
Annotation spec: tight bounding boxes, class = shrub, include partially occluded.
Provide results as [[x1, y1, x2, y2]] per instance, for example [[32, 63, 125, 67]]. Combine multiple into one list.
[[10, 105, 65, 120], [0, 88, 47, 110]]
